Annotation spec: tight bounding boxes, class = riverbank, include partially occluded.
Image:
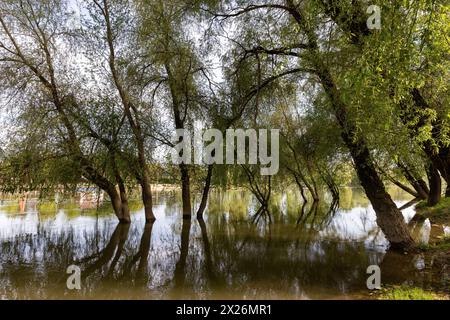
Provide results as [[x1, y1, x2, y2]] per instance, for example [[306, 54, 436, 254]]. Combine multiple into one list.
[[415, 198, 450, 225], [373, 285, 449, 300], [371, 199, 450, 300]]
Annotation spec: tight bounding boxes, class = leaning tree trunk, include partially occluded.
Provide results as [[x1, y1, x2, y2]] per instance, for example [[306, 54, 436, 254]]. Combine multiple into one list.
[[346, 139, 415, 249], [103, 1, 155, 223], [286, 0, 414, 249], [321, 1, 449, 199], [314, 61, 415, 250], [397, 161, 429, 200]]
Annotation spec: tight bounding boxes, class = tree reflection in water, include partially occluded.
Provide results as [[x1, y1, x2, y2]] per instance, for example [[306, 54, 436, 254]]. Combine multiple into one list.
[[0, 189, 446, 299]]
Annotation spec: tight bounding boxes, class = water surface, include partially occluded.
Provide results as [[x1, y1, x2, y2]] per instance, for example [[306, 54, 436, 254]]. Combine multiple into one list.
[[0, 188, 447, 299]]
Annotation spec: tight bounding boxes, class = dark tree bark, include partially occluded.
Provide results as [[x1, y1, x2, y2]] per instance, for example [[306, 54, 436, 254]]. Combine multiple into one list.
[[140, 177, 156, 222], [197, 165, 214, 219], [427, 164, 442, 206], [180, 164, 192, 219], [396, 161, 429, 200], [317, 64, 414, 249]]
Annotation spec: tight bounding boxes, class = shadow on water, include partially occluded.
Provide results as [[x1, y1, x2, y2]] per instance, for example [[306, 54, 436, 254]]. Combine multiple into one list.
[[0, 188, 447, 299]]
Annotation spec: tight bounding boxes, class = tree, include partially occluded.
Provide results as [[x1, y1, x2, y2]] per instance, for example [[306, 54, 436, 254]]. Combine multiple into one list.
[[200, 0, 415, 249], [82, 0, 157, 221], [0, 0, 130, 222]]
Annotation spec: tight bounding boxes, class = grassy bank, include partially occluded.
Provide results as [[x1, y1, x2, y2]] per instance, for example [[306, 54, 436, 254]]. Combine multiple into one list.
[[415, 198, 450, 225], [375, 286, 448, 300]]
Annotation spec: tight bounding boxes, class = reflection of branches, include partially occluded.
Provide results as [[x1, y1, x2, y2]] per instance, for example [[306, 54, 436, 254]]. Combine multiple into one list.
[[198, 218, 221, 286], [317, 198, 339, 229], [121, 222, 154, 283], [296, 200, 308, 225], [251, 205, 272, 226], [173, 219, 191, 288], [296, 201, 318, 228], [241, 165, 272, 224], [82, 223, 130, 280]]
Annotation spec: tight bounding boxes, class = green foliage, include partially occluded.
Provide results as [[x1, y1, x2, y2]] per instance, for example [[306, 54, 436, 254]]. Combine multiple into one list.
[[377, 285, 447, 300], [0, 0, 448, 216]]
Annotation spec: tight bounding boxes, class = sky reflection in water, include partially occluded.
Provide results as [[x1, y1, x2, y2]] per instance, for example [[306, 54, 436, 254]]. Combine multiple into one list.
[[0, 189, 441, 299]]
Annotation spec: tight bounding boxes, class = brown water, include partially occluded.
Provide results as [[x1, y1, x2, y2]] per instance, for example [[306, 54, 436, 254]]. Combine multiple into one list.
[[0, 188, 447, 300]]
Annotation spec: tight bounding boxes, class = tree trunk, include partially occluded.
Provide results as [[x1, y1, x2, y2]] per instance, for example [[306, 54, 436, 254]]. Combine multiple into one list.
[[112, 151, 131, 222], [197, 165, 214, 220], [140, 176, 155, 222], [305, 160, 320, 201], [103, 1, 155, 222], [312, 48, 415, 250], [106, 186, 128, 223], [348, 141, 414, 249], [427, 164, 441, 206], [180, 164, 192, 219], [117, 181, 130, 223], [397, 162, 429, 199], [290, 169, 308, 203]]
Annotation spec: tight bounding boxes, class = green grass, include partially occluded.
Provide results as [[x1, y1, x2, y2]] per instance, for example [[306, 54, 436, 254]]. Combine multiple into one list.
[[378, 286, 446, 300], [415, 198, 450, 224], [418, 237, 450, 251]]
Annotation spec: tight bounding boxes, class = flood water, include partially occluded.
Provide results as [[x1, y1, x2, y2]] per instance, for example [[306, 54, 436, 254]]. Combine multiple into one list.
[[0, 187, 448, 300]]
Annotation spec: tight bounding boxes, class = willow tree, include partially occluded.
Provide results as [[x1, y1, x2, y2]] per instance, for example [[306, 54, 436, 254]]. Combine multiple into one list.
[[0, 0, 131, 222], [199, 0, 415, 249], [81, 0, 158, 222], [316, 0, 450, 200], [276, 88, 346, 202], [136, 0, 223, 219]]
